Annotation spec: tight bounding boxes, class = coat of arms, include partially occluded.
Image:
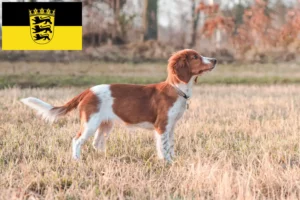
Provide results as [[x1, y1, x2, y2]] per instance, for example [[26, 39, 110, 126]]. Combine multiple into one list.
[[29, 8, 55, 44]]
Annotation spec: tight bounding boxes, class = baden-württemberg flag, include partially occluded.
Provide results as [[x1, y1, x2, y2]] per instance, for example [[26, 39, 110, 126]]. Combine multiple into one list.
[[2, 2, 82, 50]]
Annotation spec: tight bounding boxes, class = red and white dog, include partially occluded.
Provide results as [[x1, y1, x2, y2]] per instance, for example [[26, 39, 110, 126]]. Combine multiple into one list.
[[21, 49, 217, 163]]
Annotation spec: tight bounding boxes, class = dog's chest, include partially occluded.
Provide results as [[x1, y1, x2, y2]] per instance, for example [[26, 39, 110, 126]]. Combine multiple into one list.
[[168, 98, 187, 122]]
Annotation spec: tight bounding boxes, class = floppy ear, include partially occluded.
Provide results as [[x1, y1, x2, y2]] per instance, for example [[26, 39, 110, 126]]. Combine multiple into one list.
[[172, 58, 191, 83]]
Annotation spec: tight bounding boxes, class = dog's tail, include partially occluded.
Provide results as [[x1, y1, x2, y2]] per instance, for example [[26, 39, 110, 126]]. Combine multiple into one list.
[[20, 89, 90, 123]]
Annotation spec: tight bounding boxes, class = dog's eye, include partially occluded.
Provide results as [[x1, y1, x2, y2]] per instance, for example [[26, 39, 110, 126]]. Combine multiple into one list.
[[194, 55, 198, 59]]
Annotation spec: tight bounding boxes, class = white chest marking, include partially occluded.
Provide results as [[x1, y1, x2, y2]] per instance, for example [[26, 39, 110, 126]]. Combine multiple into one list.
[[167, 98, 186, 128]]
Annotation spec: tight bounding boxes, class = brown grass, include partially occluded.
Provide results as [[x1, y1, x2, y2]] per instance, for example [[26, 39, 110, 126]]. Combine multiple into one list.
[[1, 85, 300, 199]]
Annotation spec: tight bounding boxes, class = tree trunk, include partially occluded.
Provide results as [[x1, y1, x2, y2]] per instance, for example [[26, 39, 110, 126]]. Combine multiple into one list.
[[189, 0, 200, 48], [143, 0, 158, 41], [112, 0, 122, 44]]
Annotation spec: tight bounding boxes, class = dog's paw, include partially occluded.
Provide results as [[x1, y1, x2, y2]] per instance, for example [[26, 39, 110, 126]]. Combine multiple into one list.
[[72, 138, 81, 160], [72, 154, 80, 160]]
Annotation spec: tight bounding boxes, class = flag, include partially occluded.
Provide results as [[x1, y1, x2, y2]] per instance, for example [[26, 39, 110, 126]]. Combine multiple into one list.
[[2, 2, 82, 50]]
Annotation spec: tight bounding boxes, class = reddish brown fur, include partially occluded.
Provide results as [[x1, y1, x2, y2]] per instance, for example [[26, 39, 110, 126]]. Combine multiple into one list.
[[79, 91, 100, 122], [110, 83, 178, 134], [50, 89, 100, 138], [108, 49, 215, 134], [77, 91, 100, 137], [50, 89, 91, 116]]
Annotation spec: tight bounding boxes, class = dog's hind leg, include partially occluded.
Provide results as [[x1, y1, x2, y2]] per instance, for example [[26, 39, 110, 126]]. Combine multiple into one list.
[[93, 120, 113, 152], [71, 89, 102, 160], [72, 113, 101, 160]]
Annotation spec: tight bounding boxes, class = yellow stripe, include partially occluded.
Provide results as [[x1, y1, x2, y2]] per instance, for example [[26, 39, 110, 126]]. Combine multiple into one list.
[[2, 26, 82, 50]]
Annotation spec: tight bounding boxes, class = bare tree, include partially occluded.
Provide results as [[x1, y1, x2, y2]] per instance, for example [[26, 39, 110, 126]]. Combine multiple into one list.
[[189, 0, 200, 47], [83, 0, 132, 45], [143, 0, 158, 41]]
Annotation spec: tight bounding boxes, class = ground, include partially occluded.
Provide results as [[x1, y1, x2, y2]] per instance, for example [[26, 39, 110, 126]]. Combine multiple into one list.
[[0, 84, 300, 199]]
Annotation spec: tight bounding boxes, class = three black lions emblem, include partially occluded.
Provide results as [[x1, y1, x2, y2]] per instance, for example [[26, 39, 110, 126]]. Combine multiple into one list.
[[29, 8, 55, 44]]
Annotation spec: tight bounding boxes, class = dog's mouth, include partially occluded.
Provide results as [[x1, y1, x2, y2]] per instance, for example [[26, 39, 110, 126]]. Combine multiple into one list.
[[198, 67, 214, 74]]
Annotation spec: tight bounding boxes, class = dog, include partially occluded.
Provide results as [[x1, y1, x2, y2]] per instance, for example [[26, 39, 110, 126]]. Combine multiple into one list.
[[21, 49, 217, 163]]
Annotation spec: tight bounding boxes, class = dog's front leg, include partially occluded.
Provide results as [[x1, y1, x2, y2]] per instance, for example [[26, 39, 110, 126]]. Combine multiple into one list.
[[155, 131, 172, 163], [169, 127, 175, 159]]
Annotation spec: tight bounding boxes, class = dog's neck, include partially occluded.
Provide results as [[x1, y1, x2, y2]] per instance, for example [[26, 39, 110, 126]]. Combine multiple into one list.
[[166, 75, 197, 99]]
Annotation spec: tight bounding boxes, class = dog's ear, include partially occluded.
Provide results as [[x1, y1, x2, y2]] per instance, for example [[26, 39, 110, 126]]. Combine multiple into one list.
[[173, 58, 190, 83]]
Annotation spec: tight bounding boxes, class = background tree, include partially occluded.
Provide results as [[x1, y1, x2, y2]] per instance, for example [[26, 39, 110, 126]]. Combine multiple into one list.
[[143, 0, 158, 41], [83, 0, 134, 46], [189, 0, 200, 48]]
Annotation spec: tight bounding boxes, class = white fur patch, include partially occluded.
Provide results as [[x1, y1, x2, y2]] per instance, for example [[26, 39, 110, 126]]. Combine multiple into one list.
[[20, 97, 57, 123], [155, 131, 164, 160], [168, 98, 186, 124], [201, 56, 212, 64], [90, 84, 118, 122]]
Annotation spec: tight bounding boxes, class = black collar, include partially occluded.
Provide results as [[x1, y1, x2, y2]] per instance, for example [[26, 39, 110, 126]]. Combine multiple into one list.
[[173, 86, 190, 100]]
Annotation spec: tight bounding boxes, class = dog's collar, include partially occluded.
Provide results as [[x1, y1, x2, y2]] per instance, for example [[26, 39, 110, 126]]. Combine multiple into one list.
[[173, 86, 190, 100]]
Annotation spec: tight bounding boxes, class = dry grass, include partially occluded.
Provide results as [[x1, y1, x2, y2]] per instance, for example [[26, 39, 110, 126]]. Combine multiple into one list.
[[1, 85, 300, 199]]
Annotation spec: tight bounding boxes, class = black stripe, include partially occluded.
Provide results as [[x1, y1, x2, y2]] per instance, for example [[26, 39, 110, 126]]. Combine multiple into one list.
[[2, 2, 82, 26]]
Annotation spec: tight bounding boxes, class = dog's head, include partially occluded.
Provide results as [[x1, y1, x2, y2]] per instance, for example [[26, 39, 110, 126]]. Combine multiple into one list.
[[167, 49, 217, 84]]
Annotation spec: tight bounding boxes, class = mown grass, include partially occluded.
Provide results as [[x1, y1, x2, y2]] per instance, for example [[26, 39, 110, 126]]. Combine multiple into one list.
[[1, 61, 300, 88], [0, 85, 300, 199]]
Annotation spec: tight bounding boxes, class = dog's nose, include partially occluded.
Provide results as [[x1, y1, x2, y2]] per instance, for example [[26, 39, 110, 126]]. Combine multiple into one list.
[[212, 58, 217, 65]]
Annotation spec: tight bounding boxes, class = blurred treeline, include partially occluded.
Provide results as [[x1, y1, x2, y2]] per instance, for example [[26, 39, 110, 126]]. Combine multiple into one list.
[[1, 0, 300, 63]]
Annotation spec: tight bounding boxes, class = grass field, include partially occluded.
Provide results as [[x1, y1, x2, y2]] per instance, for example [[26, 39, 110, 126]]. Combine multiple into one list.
[[1, 85, 300, 199], [1, 61, 300, 88]]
